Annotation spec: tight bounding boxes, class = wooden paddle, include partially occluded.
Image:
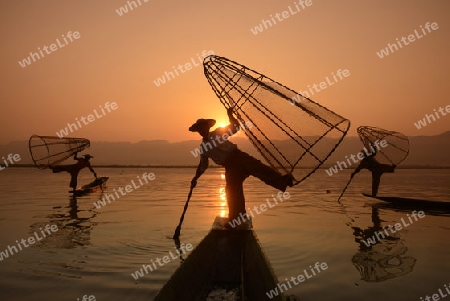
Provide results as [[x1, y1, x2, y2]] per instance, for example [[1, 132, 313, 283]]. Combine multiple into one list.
[[173, 179, 196, 239]]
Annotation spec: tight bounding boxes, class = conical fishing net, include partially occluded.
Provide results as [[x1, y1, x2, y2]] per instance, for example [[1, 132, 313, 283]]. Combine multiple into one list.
[[357, 126, 409, 165], [203, 55, 350, 185], [29, 135, 90, 169]]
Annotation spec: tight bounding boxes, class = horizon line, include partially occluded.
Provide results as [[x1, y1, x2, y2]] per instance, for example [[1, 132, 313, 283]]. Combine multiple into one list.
[[2, 129, 449, 146]]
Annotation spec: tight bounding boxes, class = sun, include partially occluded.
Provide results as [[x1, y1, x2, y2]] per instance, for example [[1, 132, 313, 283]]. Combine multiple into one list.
[[215, 120, 228, 128]]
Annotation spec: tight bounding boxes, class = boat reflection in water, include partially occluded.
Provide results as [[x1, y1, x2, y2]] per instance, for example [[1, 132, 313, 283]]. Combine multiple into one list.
[[29, 194, 98, 249], [351, 206, 416, 282]]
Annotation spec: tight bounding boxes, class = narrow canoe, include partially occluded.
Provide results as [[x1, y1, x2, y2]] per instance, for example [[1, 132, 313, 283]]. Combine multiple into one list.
[[154, 216, 286, 300], [72, 177, 108, 195], [362, 193, 450, 215]]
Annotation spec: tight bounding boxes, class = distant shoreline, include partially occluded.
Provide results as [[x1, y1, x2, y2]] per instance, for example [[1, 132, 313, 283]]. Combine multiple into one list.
[[8, 164, 450, 169]]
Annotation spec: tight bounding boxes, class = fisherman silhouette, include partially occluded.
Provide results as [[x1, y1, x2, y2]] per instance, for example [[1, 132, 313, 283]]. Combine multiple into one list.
[[189, 108, 294, 224], [51, 153, 97, 192], [351, 147, 395, 197]]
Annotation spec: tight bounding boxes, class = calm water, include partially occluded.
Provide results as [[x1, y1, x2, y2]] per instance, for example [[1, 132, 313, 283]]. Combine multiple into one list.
[[0, 167, 449, 301]]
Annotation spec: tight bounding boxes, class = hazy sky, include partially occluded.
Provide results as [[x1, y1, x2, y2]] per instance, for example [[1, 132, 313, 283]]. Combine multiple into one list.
[[1, 0, 449, 144]]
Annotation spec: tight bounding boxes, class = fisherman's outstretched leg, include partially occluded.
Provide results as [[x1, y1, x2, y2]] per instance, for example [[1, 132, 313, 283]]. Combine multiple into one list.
[[227, 150, 293, 191], [51, 165, 70, 173]]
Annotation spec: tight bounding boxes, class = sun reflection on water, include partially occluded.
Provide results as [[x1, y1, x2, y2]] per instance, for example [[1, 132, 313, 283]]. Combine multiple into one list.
[[219, 173, 227, 217]]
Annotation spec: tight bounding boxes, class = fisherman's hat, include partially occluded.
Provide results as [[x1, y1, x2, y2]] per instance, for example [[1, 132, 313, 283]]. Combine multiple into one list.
[[189, 119, 216, 132]]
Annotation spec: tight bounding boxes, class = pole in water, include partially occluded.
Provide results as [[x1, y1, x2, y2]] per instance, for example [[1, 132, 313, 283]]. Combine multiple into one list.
[[337, 175, 354, 203], [173, 183, 195, 239]]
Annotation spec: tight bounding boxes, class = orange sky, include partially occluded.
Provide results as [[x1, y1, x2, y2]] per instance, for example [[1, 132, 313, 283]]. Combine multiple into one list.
[[1, 0, 449, 144]]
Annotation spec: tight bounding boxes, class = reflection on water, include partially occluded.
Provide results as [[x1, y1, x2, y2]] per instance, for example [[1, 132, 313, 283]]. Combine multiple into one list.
[[29, 194, 98, 249], [216, 172, 227, 218], [352, 240, 416, 283], [0, 167, 449, 301], [351, 207, 416, 282]]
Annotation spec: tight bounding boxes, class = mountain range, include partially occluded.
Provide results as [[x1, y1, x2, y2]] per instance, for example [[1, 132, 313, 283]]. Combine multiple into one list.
[[2, 131, 449, 168]]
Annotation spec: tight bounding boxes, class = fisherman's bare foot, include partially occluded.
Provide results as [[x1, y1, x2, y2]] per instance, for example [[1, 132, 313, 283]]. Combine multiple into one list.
[[269, 174, 291, 192], [277, 174, 295, 192], [285, 174, 295, 187]]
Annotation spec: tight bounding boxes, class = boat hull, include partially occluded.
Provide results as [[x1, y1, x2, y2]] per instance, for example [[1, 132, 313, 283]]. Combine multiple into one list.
[[362, 193, 450, 215], [72, 177, 108, 195], [154, 217, 285, 300]]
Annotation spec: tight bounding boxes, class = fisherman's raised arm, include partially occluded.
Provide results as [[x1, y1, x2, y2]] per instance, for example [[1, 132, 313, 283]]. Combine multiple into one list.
[[224, 107, 240, 136]]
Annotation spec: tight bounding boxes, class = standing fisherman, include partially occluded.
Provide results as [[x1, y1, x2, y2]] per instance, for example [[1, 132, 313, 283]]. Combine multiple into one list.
[[351, 149, 395, 197], [189, 108, 294, 224], [51, 153, 97, 192]]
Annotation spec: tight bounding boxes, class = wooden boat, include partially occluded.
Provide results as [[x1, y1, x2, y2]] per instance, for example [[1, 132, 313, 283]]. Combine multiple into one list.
[[362, 193, 450, 216], [154, 216, 287, 300], [72, 177, 108, 195]]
